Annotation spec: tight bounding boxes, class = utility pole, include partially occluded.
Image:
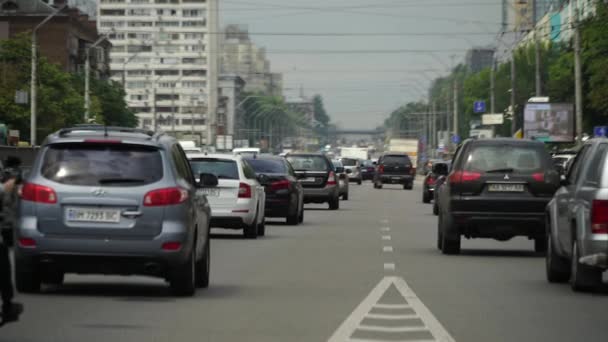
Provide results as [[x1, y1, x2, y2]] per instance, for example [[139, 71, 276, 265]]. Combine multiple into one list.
[[490, 56, 496, 114], [510, 56, 517, 136], [453, 80, 458, 139], [533, 0, 542, 96], [573, 5, 583, 146], [431, 101, 437, 156]]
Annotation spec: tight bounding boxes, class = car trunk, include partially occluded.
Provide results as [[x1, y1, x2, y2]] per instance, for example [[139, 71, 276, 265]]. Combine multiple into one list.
[[295, 171, 328, 188], [381, 155, 412, 176], [203, 179, 240, 209]]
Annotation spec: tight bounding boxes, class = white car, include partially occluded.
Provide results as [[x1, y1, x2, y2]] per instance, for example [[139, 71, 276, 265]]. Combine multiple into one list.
[[187, 153, 266, 239]]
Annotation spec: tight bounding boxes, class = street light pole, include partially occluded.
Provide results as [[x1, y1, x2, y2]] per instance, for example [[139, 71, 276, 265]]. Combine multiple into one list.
[[30, 5, 66, 146]]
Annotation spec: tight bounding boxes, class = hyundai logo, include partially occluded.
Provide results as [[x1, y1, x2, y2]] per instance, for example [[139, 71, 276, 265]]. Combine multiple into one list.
[[91, 188, 107, 197]]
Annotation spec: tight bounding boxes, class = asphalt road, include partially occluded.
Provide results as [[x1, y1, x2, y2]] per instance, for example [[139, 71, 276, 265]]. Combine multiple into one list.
[[2, 180, 608, 342]]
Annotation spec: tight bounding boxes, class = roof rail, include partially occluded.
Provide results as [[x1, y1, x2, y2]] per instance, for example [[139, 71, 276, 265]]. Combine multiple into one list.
[[57, 125, 156, 138]]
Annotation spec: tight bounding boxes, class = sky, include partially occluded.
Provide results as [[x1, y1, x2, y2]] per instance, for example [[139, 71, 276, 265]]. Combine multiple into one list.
[[220, 0, 505, 129]]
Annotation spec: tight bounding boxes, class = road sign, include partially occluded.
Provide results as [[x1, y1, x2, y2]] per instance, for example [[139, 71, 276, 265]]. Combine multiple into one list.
[[451, 134, 461, 144], [594, 126, 608, 137], [474, 101, 486, 113], [482, 114, 504, 125]]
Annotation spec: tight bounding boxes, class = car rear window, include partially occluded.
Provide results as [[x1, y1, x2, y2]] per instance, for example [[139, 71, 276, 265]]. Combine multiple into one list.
[[464, 144, 546, 173], [245, 158, 287, 174], [341, 158, 358, 166], [332, 160, 343, 168], [41, 143, 163, 186], [382, 155, 411, 166], [189, 158, 239, 180], [287, 156, 329, 171]]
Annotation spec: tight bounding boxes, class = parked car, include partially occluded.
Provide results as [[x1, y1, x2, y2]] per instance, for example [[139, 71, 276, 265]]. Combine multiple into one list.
[[546, 139, 608, 292], [243, 155, 304, 225], [187, 153, 266, 239], [340, 157, 362, 185], [360, 159, 376, 181], [332, 159, 350, 201], [286, 153, 340, 210], [15, 126, 214, 296], [423, 161, 450, 203], [373, 153, 415, 190], [436, 138, 560, 254]]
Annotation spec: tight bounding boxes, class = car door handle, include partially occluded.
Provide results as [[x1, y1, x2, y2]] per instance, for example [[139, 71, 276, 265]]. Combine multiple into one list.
[[122, 211, 142, 218]]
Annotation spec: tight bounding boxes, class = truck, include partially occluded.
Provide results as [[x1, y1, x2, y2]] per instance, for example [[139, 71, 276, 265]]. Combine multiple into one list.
[[339, 147, 369, 160], [387, 139, 419, 171]]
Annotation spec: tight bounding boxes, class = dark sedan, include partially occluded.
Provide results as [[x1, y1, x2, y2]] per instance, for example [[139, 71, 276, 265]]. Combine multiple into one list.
[[360, 159, 376, 180], [244, 155, 304, 225]]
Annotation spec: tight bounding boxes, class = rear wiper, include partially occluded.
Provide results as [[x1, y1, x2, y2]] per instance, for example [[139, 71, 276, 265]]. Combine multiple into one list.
[[98, 178, 146, 184], [485, 168, 515, 173]]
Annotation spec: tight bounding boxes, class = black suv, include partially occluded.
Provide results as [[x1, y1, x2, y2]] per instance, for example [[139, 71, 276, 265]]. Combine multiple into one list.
[[286, 153, 340, 210], [436, 138, 560, 254], [373, 153, 415, 190]]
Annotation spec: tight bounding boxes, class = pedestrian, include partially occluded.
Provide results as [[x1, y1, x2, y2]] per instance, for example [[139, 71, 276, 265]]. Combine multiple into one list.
[[0, 177, 23, 326]]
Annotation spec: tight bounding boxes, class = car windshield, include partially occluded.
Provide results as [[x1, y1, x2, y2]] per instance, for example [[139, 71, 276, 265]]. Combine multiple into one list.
[[383, 155, 411, 166], [464, 145, 545, 173], [341, 158, 358, 166], [189, 158, 239, 180], [245, 158, 287, 174], [287, 156, 329, 171], [41, 143, 162, 186]]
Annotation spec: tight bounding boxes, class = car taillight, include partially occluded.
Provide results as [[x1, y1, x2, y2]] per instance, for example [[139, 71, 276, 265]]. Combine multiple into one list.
[[18, 238, 36, 248], [270, 179, 290, 191], [532, 172, 544, 182], [327, 172, 337, 186], [426, 176, 436, 185], [449, 171, 482, 184], [161, 241, 182, 251], [20, 183, 57, 204], [378, 165, 384, 174], [144, 187, 188, 206], [591, 200, 608, 234], [238, 183, 252, 198]]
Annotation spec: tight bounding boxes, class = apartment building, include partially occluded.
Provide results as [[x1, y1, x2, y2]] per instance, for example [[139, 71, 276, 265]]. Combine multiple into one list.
[[97, 0, 218, 145]]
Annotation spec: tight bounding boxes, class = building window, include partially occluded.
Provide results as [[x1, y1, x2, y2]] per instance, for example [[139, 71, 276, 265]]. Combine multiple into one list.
[[156, 94, 179, 101], [130, 0, 149, 4], [128, 21, 153, 27], [126, 81, 151, 88], [100, 21, 125, 28], [182, 81, 206, 88], [160, 58, 179, 65], [158, 33, 180, 41], [157, 8, 178, 15], [182, 20, 205, 27], [157, 21, 180, 27], [128, 8, 152, 15], [110, 57, 125, 63], [183, 33, 204, 40], [133, 107, 152, 113], [111, 46, 126, 52], [184, 45, 204, 52], [128, 45, 153, 53], [182, 9, 203, 17], [128, 33, 152, 40], [101, 9, 125, 16], [183, 69, 206, 77], [158, 82, 177, 88], [130, 57, 151, 64], [156, 70, 180, 76], [157, 45, 179, 53], [108, 33, 126, 40], [182, 0, 206, 3], [127, 70, 153, 76], [130, 94, 149, 101], [100, 0, 126, 3], [182, 57, 207, 64]]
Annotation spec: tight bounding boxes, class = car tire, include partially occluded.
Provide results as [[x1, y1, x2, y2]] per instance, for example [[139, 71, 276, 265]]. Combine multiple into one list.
[[440, 212, 461, 255], [546, 233, 570, 283], [357, 179, 362, 185], [570, 241, 602, 292], [195, 236, 210, 288], [329, 195, 340, 210], [258, 217, 266, 236], [342, 192, 349, 201], [1, 229, 14, 247], [423, 190, 431, 203], [287, 205, 299, 225], [298, 202, 304, 223], [170, 247, 196, 296], [404, 182, 414, 190], [15, 259, 41, 294], [244, 215, 259, 239], [42, 270, 64, 286], [437, 219, 443, 251], [534, 236, 547, 253], [433, 202, 439, 216]]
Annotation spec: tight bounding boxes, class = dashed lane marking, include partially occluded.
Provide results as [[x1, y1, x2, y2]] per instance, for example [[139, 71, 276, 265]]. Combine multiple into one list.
[[380, 227, 391, 232], [383, 246, 393, 253], [327, 277, 456, 342], [383, 263, 396, 271], [381, 236, 391, 241]]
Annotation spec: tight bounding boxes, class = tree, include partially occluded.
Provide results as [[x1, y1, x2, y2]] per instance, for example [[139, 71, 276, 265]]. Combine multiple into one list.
[[312, 94, 330, 126]]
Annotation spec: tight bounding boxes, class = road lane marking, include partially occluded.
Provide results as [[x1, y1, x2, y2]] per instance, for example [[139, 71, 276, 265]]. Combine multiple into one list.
[[381, 236, 391, 241], [327, 277, 456, 342], [383, 246, 393, 253], [383, 263, 395, 271], [380, 227, 390, 232], [381, 219, 389, 224]]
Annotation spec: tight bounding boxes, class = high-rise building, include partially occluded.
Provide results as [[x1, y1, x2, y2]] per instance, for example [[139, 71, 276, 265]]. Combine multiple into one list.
[[220, 24, 282, 96], [465, 48, 495, 73], [97, 0, 218, 145]]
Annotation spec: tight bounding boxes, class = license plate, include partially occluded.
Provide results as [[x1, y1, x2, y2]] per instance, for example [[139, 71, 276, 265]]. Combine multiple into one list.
[[392, 177, 401, 180], [302, 177, 317, 183], [201, 188, 220, 197], [66, 208, 120, 223], [488, 183, 525, 192]]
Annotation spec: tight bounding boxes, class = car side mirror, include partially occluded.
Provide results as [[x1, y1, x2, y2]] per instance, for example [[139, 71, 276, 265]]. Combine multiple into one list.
[[433, 164, 449, 176], [199, 173, 218, 187], [335, 166, 345, 174], [346, 169, 353, 174]]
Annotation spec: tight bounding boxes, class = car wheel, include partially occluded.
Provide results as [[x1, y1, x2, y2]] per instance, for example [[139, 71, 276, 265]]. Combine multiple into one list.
[[534, 236, 547, 253], [195, 236, 210, 288], [42, 269, 64, 286], [258, 218, 266, 236], [244, 212, 259, 239], [357, 179, 362, 185], [170, 247, 196, 296], [570, 241, 602, 292], [287, 204, 299, 225], [546, 233, 570, 283], [440, 212, 461, 255], [329, 195, 340, 210], [15, 258, 41, 294], [342, 192, 349, 201], [437, 216, 443, 251], [423, 190, 431, 203], [404, 182, 413, 190], [1, 228, 14, 247], [298, 202, 304, 223], [433, 202, 439, 216]]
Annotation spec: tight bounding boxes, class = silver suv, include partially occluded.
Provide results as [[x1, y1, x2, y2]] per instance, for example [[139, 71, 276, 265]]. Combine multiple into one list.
[[546, 138, 608, 292], [14, 126, 215, 296]]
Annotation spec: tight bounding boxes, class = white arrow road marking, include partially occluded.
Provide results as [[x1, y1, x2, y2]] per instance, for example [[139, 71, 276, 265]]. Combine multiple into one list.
[[328, 277, 456, 342]]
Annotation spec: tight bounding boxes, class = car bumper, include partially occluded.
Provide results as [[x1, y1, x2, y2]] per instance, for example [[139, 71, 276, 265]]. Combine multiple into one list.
[[303, 186, 338, 203], [450, 210, 545, 239], [210, 200, 257, 226], [264, 198, 292, 218], [378, 175, 414, 184], [579, 237, 608, 269]]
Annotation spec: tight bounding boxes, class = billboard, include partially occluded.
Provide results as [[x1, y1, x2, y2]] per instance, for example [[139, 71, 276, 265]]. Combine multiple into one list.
[[523, 103, 574, 142]]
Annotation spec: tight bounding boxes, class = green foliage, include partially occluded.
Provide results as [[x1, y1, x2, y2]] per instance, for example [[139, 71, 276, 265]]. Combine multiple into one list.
[[312, 94, 330, 126]]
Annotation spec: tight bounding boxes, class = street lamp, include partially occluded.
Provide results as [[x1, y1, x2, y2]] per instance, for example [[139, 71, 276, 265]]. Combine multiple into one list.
[[30, 4, 66, 147], [84, 31, 113, 123]]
